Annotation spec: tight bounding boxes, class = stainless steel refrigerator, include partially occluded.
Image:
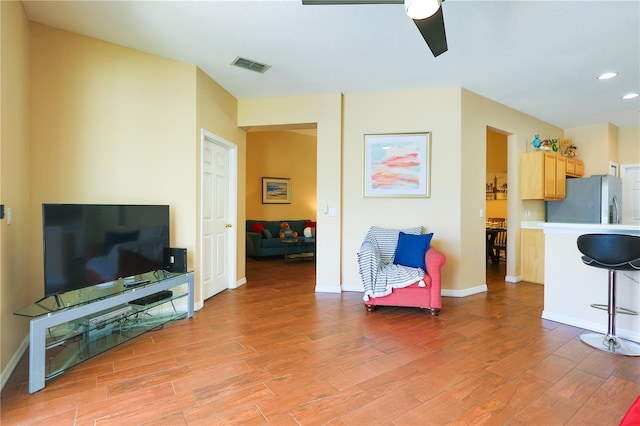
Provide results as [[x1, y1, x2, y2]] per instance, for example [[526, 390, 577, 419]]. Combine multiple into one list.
[[546, 174, 622, 224]]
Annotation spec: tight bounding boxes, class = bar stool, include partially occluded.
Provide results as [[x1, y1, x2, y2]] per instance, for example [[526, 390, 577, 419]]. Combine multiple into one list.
[[577, 233, 640, 356]]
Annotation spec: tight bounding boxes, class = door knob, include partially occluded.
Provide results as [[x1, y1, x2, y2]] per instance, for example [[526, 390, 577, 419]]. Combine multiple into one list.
[[226, 224, 232, 228]]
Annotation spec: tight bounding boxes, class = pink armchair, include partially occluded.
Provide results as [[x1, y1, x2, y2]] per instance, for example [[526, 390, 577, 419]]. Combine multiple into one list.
[[358, 226, 446, 316]]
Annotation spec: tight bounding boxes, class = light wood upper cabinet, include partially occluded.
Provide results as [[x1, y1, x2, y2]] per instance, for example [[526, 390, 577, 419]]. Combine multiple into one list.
[[566, 158, 584, 177], [521, 151, 567, 200]]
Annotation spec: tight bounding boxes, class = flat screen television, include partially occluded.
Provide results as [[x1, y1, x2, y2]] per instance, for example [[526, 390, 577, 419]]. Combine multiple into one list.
[[42, 204, 170, 297]]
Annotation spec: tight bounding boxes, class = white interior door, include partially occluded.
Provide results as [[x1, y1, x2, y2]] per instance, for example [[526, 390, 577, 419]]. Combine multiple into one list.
[[621, 163, 640, 225], [201, 134, 233, 300]]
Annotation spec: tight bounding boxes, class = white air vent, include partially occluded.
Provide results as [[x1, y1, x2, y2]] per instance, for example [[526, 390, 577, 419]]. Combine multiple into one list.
[[231, 57, 271, 74]]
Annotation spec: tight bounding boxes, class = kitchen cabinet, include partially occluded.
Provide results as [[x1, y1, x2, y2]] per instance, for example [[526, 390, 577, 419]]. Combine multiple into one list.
[[521, 151, 566, 200], [566, 158, 584, 177], [521, 228, 544, 284]]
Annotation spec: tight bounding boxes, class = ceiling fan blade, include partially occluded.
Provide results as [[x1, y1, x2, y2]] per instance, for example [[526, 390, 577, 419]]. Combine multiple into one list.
[[413, 6, 448, 57]]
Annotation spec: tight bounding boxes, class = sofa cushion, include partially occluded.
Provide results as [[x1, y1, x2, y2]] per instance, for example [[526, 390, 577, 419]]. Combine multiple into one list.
[[263, 229, 273, 239], [262, 238, 285, 249], [251, 222, 265, 234], [393, 232, 433, 271]]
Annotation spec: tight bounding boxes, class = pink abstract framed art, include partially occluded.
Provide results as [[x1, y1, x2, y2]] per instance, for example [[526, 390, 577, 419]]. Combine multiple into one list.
[[363, 132, 431, 198]]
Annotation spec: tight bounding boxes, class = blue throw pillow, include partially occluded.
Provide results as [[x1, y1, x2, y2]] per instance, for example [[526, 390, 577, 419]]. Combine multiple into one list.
[[263, 229, 273, 239], [393, 232, 433, 271]]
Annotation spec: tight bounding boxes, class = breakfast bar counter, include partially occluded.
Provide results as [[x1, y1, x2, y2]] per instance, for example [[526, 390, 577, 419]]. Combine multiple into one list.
[[541, 223, 640, 342]]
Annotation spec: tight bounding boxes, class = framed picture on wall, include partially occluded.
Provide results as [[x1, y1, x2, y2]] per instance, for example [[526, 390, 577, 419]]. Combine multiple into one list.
[[262, 177, 291, 204], [486, 172, 508, 200], [363, 132, 431, 197]]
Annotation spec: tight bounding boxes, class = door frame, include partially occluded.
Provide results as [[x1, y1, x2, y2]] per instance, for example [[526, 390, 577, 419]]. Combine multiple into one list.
[[620, 163, 640, 225], [200, 129, 238, 302]]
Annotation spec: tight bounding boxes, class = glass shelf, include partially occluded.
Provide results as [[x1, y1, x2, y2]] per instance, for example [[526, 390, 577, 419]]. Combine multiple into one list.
[[45, 308, 187, 379], [15, 270, 188, 318], [44, 291, 188, 348]]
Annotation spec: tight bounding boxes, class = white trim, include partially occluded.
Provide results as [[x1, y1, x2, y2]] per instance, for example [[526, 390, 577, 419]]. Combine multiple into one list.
[[341, 284, 363, 292], [236, 277, 247, 288], [1, 335, 29, 391], [542, 310, 640, 343], [315, 284, 342, 294], [200, 129, 238, 298], [442, 284, 488, 297], [505, 274, 521, 283]]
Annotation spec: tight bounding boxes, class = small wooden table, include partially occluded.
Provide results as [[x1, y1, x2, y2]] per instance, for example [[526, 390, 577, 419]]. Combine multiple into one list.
[[282, 238, 316, 263]]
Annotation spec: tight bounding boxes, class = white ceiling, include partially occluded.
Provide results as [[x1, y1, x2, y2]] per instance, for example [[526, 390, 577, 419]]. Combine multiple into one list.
[[22, 0, 640, 130]]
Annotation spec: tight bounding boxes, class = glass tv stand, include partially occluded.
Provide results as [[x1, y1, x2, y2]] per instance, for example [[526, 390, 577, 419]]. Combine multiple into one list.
[[14, 270, 194, 393]]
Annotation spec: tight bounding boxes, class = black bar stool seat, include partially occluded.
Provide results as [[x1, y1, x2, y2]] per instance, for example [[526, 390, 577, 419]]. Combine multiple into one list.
[[577, 233, 640, 356]]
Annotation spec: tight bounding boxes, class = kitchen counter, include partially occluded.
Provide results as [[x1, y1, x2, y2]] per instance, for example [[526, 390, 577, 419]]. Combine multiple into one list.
[[541, 223, 640, 342]]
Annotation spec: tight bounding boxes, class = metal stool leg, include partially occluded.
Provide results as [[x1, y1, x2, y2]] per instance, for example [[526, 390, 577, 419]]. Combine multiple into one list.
[[580, 269, 640, 356]]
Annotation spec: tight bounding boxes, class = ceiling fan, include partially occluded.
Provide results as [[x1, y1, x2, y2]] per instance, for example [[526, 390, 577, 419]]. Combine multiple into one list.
[[301, 0, 448, 57]]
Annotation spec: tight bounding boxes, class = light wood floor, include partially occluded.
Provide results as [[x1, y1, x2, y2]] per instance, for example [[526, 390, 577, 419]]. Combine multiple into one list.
[[2, 258, 639, 425]]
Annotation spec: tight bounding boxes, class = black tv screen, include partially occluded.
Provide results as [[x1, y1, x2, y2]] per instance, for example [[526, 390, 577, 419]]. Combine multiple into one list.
[[42, 204, 170, 297]]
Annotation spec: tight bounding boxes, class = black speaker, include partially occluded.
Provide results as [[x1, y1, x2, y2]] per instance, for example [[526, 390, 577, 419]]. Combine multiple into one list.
[[164, 247, 187, 273]]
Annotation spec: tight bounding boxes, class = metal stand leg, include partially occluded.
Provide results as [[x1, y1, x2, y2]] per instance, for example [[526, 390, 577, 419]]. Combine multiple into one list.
[[580, 269, 640, 356]]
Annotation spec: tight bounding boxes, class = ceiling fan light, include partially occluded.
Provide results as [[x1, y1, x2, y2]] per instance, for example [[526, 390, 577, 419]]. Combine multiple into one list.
[[405, 0, 441, 20], [598, 72, 618, 80]]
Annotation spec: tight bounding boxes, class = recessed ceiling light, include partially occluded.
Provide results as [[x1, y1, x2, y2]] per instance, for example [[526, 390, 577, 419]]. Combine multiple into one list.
[[598, 72, 618, 80], [622, 93, 639, 100]]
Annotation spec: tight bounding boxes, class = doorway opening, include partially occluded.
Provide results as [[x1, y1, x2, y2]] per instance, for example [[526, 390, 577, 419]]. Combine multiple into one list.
[[244, 126, 317, 289], [485, 126, 510, 282]]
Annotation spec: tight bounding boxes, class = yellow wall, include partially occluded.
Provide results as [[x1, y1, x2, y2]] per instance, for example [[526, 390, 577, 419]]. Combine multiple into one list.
[[246, 131, 317, 221], [565, 123, 619, 176], [28, 23, 198, 303], [1, 20, 246, 384], [0, 0, 31, 382], [341, 88, 465, 292], [618, 125, 640, 165]]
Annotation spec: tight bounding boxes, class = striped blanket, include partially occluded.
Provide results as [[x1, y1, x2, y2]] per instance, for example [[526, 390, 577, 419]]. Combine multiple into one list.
[[357, 226, 425, 301]]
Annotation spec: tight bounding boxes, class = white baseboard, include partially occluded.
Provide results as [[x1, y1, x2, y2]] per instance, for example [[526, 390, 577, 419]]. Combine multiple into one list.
[[505, 274, 521, 283], [231, 277, 246, 289], [542, 310, 640, 343], [1, 335, 29, 392], [341, 284, 363, 293], [314, 285, 342, 293], [442, 284, 488, 297]]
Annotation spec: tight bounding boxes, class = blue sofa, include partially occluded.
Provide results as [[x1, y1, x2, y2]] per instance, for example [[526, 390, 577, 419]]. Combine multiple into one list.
[[246, 219, 313, 258]]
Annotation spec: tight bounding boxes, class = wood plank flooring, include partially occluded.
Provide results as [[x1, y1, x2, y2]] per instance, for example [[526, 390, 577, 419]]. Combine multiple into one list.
[[2, 258, 639, 425]]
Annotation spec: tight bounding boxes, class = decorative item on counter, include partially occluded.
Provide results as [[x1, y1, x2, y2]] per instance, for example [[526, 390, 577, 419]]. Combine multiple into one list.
[[561, 139, 571, 155], [540, 137, 553, 151], [565, 143, 578, 157], [531, 134, 542, 150], [551, 139, 558, 152]]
